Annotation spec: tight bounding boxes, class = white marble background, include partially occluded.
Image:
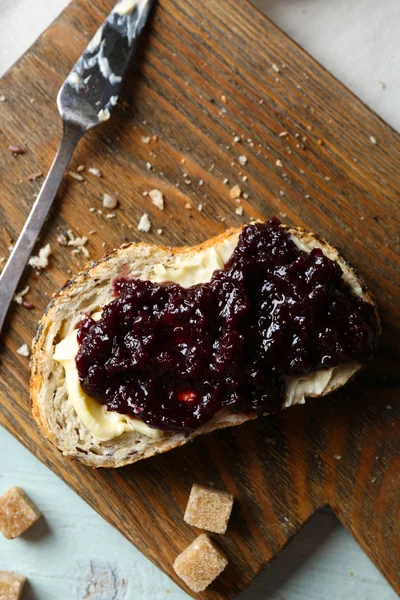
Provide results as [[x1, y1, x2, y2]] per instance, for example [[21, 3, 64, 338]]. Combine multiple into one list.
[[1, 1, 399, 598]]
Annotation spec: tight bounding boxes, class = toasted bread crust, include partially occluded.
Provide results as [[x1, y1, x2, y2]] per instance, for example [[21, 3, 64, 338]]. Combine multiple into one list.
[[30, 224, 379, 467]]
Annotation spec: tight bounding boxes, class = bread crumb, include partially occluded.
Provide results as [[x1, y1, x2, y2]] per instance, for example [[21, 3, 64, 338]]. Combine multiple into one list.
[[106, 213, 116, 219], [88, 167, 102, 177], [242, 175, 248, 182], [0, 95, 6, 102], [138, 213, 151, 232], [184, 203, 192, 210], [103, 193, 118, 209], [16, 344, 29, 357], [156, 228, 163, 235], [27, 171, 43, 181], [146, 161, 152, 171], [28, 244, 51, 270], [149, 189, 164, 210], [13, 286, 30, 305], [369, 136, 378, 145], [9, 144, 25, 155], [334, 455, 343, 460], [77, 165, 85, 172], [223, 178, 229, 185], [238, 155, 248, 166], [141, 136, 151, 144], [67, 231, 89, 257], [69, 171, 84, 181], [89, 207, 96, 212], [233, 135, 240, 143], [230, 185, 241, 200], [235, 206, 244, 216], [198, 203, 203, 211], [279, 131, 288, 137], [221, 94, 228, 104], [198, 179, 204, 187], [275, 159, 283, 168], [272, 63, 280, 73]]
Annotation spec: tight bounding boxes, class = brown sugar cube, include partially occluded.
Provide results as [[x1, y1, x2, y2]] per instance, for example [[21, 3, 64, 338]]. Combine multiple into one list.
[[0, 571, 26, 599], [173, 533, 228, 592], [184, 484, 234, 534], [0, 486, 41, 539]]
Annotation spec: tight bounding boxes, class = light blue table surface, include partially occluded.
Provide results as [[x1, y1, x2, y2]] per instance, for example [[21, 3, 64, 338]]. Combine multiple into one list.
[[0, 427, 397, 599], [1, 0, 400, 598]]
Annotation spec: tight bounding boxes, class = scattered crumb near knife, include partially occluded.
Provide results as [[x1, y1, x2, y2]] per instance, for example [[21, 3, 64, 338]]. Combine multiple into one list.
[[27, 171, 43, 181], [68, 171, 84, 182], [88, 167, 102, 177], [13, 286, 30, 305], [28, 244, 51, 270]]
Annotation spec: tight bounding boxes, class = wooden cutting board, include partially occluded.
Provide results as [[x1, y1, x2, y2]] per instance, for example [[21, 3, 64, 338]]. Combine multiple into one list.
[[0, 0, 399, 597]]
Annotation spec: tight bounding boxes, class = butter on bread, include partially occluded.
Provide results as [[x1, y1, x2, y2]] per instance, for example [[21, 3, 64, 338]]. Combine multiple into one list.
[[30, 224, 378, 468]]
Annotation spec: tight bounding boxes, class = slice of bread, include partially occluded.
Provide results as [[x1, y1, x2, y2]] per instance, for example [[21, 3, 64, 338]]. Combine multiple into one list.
[[30, 224, 378, 468]]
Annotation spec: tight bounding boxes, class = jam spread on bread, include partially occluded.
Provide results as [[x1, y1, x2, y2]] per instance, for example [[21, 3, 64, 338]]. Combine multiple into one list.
[[75, 218, 379, 431]]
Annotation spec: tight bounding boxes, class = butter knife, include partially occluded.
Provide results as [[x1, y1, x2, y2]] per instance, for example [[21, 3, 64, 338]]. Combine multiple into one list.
[[0, 0, 154, 336]]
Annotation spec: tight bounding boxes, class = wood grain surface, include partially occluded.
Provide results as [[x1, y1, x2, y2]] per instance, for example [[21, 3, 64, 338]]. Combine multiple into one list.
[[0, 0, 399, 598]]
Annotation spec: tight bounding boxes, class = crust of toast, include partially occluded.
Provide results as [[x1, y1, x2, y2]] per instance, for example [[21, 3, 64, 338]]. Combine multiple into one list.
[[30, 224, 379, 468]]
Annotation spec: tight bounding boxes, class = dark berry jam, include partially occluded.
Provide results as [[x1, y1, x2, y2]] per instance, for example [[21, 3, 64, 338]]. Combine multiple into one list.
[[76, 219, 379, 432]]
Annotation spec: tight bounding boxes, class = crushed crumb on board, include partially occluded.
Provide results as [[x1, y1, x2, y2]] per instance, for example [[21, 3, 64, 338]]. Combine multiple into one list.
[[14, 285, 30, 305], [16, 344, 30, 357], [9, 144, 25, 155], [238, 155, 248, 166], [28, 171, 43, 181], [275, 159, 283, 168], [103, 193, 118, 209], [138, 213, 151, 232], [28, 244, 51, 270], [230, 185, 241, 200], [88, 167, 102, 177], [149, 189, 164, 210], [141, 136, 151, 144], [66, 231, 89, 257], [69, 171, 84, 182]]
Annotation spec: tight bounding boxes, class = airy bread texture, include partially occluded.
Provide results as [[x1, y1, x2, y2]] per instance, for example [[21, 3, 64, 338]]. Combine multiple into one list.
[[31, 224, 378, 468]]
